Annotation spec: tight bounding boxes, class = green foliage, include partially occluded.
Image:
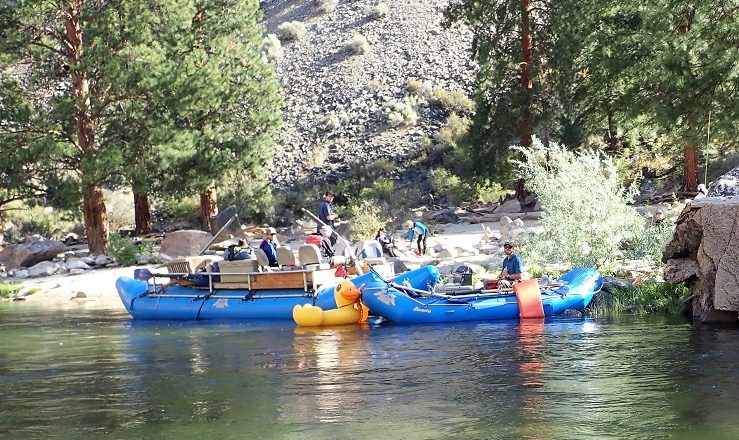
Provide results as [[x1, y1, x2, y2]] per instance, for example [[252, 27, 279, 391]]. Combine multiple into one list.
[[156, 196, 200, 225], [431, 89, 476, 114], [0, 282, 21, 298], [594, 282, 689, 316], [348, 201, 388, 241], [108, 235, 151, 267], [516, 140, 647, 268], [276, 21, 307, 41], [622, 219, 674, 262], [2, 203, 78, 242], [104, 189, 135, 232], [218, 178, 275, 223], [430, 168, 474, 206], [385, 97, 419, 127], [439, 113, 472, 148], [1, 0, 282, 253], [358, 178, 395, 205]]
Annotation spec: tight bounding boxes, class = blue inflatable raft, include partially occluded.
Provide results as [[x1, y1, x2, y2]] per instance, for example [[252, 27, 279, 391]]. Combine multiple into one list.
[[358, 267, 602, 324], [116, 267, 358, 320]]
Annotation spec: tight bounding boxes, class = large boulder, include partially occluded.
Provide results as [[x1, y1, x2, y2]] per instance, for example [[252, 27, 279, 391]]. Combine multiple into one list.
[[159, 230, 214, 259], [662, 197, 739, 323], [28, 261, 59, 278], [0, 239, 66, 270], [494, 199, 522, 214]]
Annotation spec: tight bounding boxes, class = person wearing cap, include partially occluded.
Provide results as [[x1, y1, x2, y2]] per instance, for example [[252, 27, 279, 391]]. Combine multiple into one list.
[[259, 227, 279, 267], [318, 191, 339, 233], [405, 220, 428, 255], [499, 242, 523, 287]]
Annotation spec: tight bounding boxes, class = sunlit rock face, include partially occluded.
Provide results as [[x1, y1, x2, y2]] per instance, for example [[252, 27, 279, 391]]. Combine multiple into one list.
[[663, 198, 739, 323], [708, 166, 739, 197]]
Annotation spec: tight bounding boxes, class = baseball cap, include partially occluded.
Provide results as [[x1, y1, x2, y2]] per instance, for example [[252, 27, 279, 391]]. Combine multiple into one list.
[[503, 242, 514, 249], [324, 190, 335, 196], [266, 227, 277, 234]]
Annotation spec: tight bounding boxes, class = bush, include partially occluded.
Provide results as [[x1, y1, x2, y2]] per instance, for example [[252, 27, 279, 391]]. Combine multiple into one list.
[[439, 113, 471, 147], [515, 139, 652, 268], [0, 282, 21, 298], [104, 189, 135, 232], [315, 0, 338, 14], [261, 34, 283, 63], [372, 3, 389, 19], [347, 34, 370, 55], [385, 97, 419, 127], [3, 202, 79, 242], [218, 178, 275, 223], [156, 195, 200, 225], [431, 89, 475, 114], [406, 78, 422, 94], [594, 282, 689, 316], [348, 200, 388, 241], [359, 178, 395, 204], [430, 167, 474, 206], [276, 21, 307, 42], [109, 235, 151, 266]]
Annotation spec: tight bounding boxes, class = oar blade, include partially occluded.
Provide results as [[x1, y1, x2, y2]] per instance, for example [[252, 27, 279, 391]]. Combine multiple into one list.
[[134, 268, 154, 281]]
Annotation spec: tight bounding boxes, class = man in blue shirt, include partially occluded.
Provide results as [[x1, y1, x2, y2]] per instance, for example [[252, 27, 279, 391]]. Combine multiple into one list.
[[405, 220, 429, 255], [499, 242, 523, 286], [318, 191, 338, 233], [259, 227, 279, 267]]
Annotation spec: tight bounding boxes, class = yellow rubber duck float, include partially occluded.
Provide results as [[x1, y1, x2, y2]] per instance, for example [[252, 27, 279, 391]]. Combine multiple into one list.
[[293, 280, 369, 327]]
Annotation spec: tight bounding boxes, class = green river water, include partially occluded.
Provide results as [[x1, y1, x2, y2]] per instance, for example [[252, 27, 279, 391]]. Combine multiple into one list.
[[0, 304, 737, 440]]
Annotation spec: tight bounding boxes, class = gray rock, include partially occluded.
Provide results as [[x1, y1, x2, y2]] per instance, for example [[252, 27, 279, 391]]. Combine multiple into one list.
[[136, 254, 151, 265], [662, 198, 739, 322], [159, 230, 214, 259], [81, 257, 96, 265], [0, 239, 67, 270], [435, 248, 457, 259], [65, 258, 92, 271], [94, 255, 110, 266], [494, 199, 522, 214], [10, 269, 30, 279], [68, 268, 86, 276], [28, 261, 58, 278], [388, 257, 410, 274], [601, 276, 633, 292]]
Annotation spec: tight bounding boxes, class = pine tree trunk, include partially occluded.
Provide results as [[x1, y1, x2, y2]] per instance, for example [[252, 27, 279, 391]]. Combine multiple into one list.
[[519, 0, 533, 149], [133, 191, 152, 236], [83, 185, 109, 255], [200, 187, 218, 231], [682, 143, 699, 193], [66, 2, 108, 254]]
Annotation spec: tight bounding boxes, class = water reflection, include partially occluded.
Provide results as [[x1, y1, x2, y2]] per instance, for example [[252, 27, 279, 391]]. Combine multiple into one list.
[[1, 305, 738, 440]]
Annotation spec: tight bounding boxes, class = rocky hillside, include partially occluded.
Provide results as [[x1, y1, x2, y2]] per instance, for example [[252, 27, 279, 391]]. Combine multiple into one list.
[[260, 0, 476, 186]]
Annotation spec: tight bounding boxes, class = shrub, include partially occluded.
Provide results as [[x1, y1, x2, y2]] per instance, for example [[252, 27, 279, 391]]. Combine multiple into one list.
[[439, 113, 471, 147], [218, 178, 275, 223], [0, 282, 21, 298], [406, 78, 422, 94], [593, 282, 689, 316], [348, 200, 388, 241], [109, 235, 151, 266], [622, 218, 674, 262], [515, 139, 650, 268], [430, 167, 473, 206], [347, 34, 370, 55], [384, 96, 419, 127], [372, 2, 389, 19], [3, 202, 79, 241], [431, 89, 475, 114], [315, 0, 338, 14], [104, 188, 135, 232], [156, 195, 200, 225], [276, 21, 307, 42], [359, 178, 396, 204], [261, 33, 283, 63]]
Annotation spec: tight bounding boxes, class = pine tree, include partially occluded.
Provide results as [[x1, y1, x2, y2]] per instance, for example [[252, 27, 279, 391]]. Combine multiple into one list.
[[1, 1, 281, 251]]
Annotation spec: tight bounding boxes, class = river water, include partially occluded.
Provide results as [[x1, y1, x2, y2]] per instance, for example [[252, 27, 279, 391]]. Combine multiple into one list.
[[0, 304, 737, 440]]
